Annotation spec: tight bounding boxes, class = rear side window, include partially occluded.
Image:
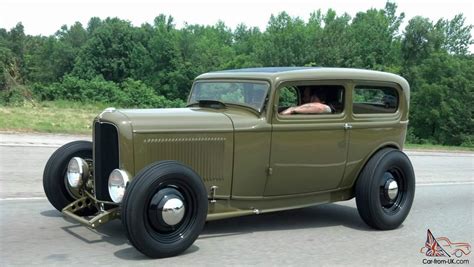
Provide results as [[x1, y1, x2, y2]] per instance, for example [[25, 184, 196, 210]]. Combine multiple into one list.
[[353, 86, 398, 114]]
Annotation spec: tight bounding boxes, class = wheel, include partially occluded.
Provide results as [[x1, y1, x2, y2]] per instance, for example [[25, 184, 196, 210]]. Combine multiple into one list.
[[454, 250, 463, 258], [355, 148, 415, 230], [43, 140, 96, 215], [121, 161, 208, 258]]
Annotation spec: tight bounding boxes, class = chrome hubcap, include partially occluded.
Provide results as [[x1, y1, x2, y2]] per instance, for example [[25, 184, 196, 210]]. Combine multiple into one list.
[[148, 187, 186, 232], [162, 198, 185, 226], [380, 169, 405, 214], [385, 179, 399, 200]]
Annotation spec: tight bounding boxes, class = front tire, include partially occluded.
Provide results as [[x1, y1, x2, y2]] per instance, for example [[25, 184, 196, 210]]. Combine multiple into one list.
[[355, 148, 415, 230], [121, 161, 208, 258], [43, 140, 96, 215]]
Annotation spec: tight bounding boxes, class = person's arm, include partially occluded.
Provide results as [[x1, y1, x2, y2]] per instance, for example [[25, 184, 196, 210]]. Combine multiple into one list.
[[292, 102, 331, 114], [280, 102, 331, 115], [280, 106, 296, 115]]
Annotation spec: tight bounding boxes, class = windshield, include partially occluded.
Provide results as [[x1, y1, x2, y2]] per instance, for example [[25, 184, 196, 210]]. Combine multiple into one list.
[[188, 81, 270, 112]]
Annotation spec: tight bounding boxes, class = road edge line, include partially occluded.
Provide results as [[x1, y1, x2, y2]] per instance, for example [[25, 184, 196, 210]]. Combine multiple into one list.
[[0, 197, 47, 201]]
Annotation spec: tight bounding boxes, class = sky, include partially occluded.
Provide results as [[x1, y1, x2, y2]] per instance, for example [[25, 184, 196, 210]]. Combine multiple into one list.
[[0, 0, 473, 37]]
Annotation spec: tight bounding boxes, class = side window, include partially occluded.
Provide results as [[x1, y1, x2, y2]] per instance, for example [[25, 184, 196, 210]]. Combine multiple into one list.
[[353, 86, 399, 114], [278, 85, 345, 115], [278, 86, 298, 111]]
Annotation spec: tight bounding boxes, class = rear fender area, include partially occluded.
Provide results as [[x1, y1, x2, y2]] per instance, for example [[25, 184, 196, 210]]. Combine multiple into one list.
[[340, 143, 401, 198]]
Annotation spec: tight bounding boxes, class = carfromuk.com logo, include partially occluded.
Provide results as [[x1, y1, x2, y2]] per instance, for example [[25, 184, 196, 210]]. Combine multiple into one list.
[[421, 229, 471, 265]]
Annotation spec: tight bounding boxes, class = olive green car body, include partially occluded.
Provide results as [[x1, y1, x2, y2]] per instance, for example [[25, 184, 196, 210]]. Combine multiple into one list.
[[68, 67, 410, 225]]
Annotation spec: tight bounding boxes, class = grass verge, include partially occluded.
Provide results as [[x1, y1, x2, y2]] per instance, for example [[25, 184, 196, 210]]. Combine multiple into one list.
[[404, 143, 473, 152], [0, 101, 109, 134]]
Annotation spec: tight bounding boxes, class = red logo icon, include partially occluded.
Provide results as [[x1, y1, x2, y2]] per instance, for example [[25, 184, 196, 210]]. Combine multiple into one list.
[[420, 229, 471, 258]]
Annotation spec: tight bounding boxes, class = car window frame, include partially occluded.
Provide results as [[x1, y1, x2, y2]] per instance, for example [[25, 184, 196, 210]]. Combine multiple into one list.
[[273, 80, 349, 123], [188, 78, 272, 113], [353, 85, 399, 114], [350, 80, 403, 121]]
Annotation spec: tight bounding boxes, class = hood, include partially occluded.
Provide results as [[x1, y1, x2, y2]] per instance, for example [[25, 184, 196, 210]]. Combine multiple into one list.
[[105, 107, 234, 133]]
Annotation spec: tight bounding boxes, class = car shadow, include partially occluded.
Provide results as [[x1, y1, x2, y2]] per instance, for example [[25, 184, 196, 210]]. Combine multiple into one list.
[[113, 244, 200, 260], [60, 219, 127, 246], [200, 203, 372, 239], [40, 209, 64, 218], [44, 202, 372, 260]]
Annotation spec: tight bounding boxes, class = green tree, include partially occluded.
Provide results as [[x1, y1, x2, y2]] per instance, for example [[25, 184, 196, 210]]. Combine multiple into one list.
[[257, 12, 311, 66], [1, 3, 473, 146], [438, 14, 473, 55], [346, 2, 404, 70], [228, 24, 263, 68], [401, 16, 443, 66], [314, 9, 352, 66], [409, 53, 473, 145], [72, 18, 140, 82]]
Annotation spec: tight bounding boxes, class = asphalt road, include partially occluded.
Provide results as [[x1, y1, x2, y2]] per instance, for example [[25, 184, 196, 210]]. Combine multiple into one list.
[[0, 133, 473, 266]]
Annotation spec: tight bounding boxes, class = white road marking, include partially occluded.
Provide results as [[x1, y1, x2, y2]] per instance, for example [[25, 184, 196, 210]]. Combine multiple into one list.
[[416, 181, 474, 186], [0, 197, 47, 201], [0, 143, 61, 148]]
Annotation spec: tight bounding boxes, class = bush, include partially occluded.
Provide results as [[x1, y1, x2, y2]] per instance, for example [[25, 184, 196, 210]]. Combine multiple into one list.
[[31, 75, 185, 108], [405, 127, 422, 144], [32, 75, 124, 103], [119, 79, 185, 108], [0, 84, 34, 106], [0, 68, 35, 106]]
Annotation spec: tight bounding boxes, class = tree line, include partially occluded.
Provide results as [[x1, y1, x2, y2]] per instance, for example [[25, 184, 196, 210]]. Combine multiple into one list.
[[0, 2, 472, 146]]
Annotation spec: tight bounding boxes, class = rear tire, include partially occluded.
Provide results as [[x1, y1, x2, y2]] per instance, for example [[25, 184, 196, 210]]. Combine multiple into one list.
[[43, 140, 96, 215], [122, 161, 208, 258], [355, 148, 415, 230]]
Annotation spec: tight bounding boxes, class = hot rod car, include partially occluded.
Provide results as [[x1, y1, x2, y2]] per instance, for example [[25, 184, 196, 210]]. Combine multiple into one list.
[[43, 67, 415, 258]]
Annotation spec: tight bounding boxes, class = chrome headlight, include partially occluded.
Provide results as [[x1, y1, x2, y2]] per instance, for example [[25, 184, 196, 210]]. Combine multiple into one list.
[[108, 169, 129, 203], [66, 157, 89, 188]]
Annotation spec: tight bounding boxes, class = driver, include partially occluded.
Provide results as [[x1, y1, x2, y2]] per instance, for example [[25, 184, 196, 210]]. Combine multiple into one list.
[[281, 87, 331, 115]]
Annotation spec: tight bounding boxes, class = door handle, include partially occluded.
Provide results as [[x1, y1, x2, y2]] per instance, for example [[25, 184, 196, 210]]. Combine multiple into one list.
[[344, 123, 352, 130]]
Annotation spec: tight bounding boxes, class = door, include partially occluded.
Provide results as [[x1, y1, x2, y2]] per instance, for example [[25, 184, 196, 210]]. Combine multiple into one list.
[[264, 82, 349, 196]]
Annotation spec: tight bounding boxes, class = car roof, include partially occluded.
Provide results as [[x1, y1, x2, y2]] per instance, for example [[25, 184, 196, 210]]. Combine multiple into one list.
[[195, 67, 410, 100], [211, 67, 321, 73]]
